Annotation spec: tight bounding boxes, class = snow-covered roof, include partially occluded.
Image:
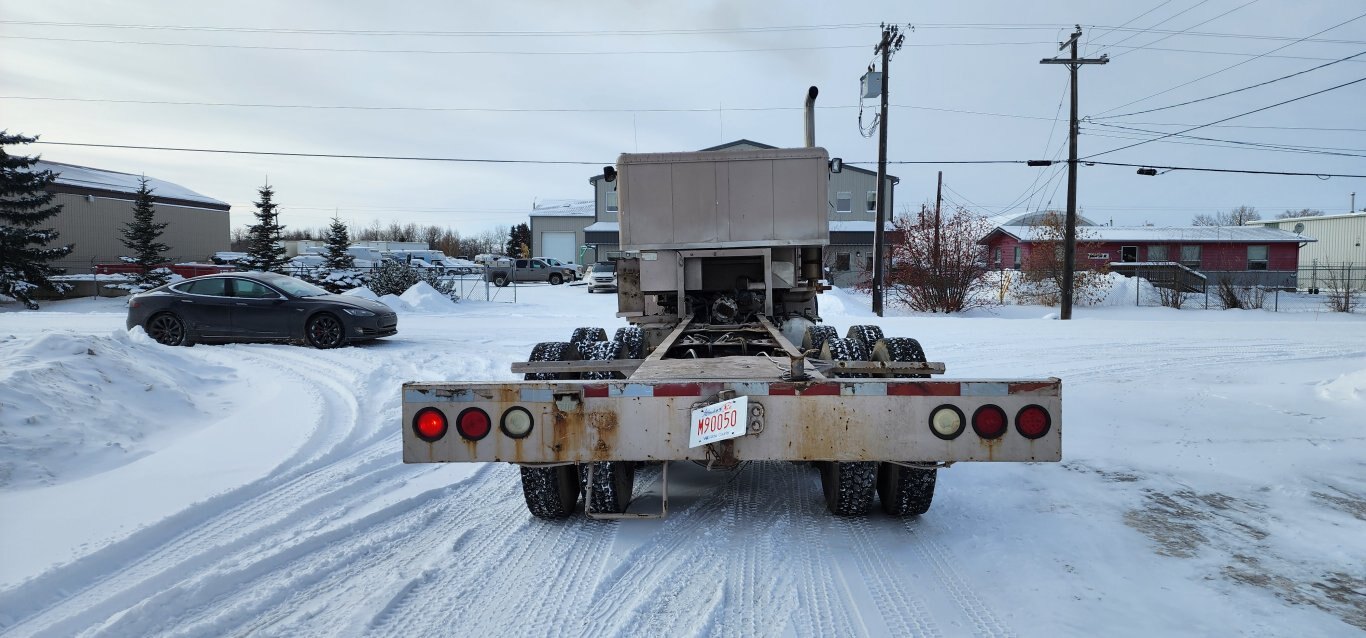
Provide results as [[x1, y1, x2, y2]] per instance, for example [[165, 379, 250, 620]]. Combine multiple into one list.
[[33, 160, 230, 210], [530, 199, 594, 217], [984, 211, 1096, 229], [584, 221, 619, 233], [992, 225, 1313, 243], [1246, 211, 1366, 225], [829, 221, 896, 232]]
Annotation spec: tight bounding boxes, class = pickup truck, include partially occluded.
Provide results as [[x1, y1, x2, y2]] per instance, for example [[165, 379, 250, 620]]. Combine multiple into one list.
[[484, 258, 577, 287]]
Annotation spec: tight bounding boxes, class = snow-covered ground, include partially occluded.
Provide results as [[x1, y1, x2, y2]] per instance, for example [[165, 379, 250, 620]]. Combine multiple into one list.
[[1, 285, 1363, 637]]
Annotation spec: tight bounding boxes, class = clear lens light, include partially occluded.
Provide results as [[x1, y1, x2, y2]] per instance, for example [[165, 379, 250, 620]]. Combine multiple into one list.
[[931, 408, 962, 437], [343, 308, 375, 317], [503, 409, 533, 437]]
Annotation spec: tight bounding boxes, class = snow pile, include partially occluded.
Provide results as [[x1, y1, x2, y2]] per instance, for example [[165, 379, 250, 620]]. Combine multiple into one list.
[[0, 329, 233, 489], [1317, 369, 1366, 403], [397, 281, 458, 313]]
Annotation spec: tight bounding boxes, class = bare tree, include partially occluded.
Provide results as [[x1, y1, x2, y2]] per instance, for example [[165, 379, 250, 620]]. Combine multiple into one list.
[[1014, 211, 1112, 307], [1193, 206, 1260, 226], [1277, 209, 1324, 219], [884, 204, 994, 312], [1323, 263, 1360, 313]]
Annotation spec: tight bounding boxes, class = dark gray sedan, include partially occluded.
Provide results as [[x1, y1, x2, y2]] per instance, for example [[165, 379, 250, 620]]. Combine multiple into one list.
[[126, 272, 397, 348]]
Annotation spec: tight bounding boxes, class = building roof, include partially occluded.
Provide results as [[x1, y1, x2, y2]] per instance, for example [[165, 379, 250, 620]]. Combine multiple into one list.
[[984, 211, 1097, 229], [1246, 211, 1366, 225], [988, 225, 1314, 244], [530, 198, 594, 217], [34, 160, 230, 211], [829, 221, 896, 232], [584, 221, 619, 233]]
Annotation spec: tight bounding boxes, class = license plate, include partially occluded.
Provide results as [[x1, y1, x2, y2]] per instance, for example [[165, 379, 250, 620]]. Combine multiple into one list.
[[689, 396, 748, 448]]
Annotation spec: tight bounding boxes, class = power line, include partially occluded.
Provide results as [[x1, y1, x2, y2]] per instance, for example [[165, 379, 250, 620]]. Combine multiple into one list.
[[31, 138, 1365, 178], [8, 19, 1365, 44], [1086, 0, 1176, 46], [1090, 122, 1366, 155], [1084, 128, 1366, 158], [1091, 12, 1366, 118], [30, 140, 611, 164], [1105, 0, 1262, 59], [1088, 0, 1212, 56], [0, 95, 1065, 120], [1081, 75, 1366, 159], [1089, 160, 1366, 178], [1110, 120, 1366, 133]]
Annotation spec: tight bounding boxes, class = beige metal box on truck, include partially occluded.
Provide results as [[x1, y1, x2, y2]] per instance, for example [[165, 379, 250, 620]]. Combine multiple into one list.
[[402, 88, 1063, 522]]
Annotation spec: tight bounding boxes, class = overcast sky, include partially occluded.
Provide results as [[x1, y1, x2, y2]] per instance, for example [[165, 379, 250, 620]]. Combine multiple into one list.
[[3, 1, 1364, 235]]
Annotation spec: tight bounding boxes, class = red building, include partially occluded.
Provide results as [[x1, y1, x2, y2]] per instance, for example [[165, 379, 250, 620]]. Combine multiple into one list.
[[980, 225, 1315, 288]]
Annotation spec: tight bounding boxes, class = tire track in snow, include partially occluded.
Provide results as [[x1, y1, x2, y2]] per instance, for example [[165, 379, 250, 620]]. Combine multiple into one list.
[[790, 465, 861, 638], [903, 521, 1016, 638], [840, 516, 941, 637], [0, 343, 436, 637]]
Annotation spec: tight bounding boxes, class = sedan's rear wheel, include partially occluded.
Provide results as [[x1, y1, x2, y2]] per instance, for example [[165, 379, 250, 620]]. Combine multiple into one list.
[[146, 312, 190, 346], [306, 313, 345, 349]]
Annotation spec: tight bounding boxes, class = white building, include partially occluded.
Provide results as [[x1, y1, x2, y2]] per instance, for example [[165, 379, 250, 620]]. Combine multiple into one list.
[[1247, 212, 1366, 290]]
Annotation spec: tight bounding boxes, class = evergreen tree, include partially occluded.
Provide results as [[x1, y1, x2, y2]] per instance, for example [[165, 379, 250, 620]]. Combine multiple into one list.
[[322, 216, 354, 270], [507, 222, 531, 257], [240, 184, 288, 273], [0, 131, 74, 309], [118, 177, 172, 290]]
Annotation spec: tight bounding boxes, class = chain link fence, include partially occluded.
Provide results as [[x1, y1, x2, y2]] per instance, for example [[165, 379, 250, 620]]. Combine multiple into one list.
[[1128, 263, 1363, 313]]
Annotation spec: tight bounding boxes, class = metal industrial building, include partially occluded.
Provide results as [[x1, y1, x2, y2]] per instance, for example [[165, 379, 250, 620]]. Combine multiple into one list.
[[1248, 211, 1366, 291], [528, 199, 594, 266], [35, 160, 231, 273]]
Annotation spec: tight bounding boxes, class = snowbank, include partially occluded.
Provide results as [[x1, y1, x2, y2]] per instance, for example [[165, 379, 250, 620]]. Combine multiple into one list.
[[398, 281, 458, 313], [342, 286, 380, 301], [0, 329, 234, 489]]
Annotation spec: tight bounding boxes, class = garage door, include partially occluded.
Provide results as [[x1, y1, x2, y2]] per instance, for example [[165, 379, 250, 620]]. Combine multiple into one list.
[[541, 232, 576, 265]]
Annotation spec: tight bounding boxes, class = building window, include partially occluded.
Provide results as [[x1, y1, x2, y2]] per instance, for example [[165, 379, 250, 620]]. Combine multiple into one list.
[[1147, 245, 1168, 261], [865, 255, 874, 271], [1180, 245, 1201, 268], [605, 190, 618, 214], [1012, 246, 1021, 269], [1247, 245, 1268, 270], [836, 191, 852, 214], [1121, 246, 1138, 262], [992, 247, 1001, 265], [835, 253, 850, 271], [866, 191, 877, 213]]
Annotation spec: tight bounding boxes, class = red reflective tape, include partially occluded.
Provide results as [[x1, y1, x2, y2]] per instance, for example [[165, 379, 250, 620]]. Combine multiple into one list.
[[767, 383, 798, 396], [1009, 382, 1057, 395], [799, 383, 841, 396], [583, 384, 610, 398], [888, 382, 961, 396], [653, 383, 703, 397]]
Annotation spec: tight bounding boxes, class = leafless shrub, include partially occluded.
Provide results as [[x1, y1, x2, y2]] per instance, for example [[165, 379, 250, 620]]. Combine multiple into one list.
[[1323, 263, 1361, 313], [884, 205, 995, 313], [1012, 211, 1112, 307]]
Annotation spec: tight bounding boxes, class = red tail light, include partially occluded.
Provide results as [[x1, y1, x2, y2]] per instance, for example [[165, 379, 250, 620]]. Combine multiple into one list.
[[456, 408, 491, 441], [972, 405, 1007, 440], [1016, 405, 1052, 439], [413, 408, 448, 442]]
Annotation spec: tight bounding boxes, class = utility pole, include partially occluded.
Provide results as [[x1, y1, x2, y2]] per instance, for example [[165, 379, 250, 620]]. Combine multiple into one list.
[[933, 170, 943, 278], [870, 23, 905, 317], [1041, 26, 1106, 320]]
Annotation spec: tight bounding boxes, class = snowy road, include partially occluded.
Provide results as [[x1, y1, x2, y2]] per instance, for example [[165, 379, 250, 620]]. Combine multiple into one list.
[[1, 286, 1364, 636]]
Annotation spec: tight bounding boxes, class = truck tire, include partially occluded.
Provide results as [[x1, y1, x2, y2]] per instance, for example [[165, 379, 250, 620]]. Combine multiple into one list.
[[820, 337, 871, 378], [581, 339, 621, 380], [524, 341, 579, 380], [570, 326, 608, 347], [820, 461, 878, 516], [493, 274, 509, 287], [521, 465, 580, 519], [871, 337, 929, 378], [549, 273, 564, 285], [801, 324, 838, 354], [580, 461, 635, 514], [877, 463, 936, 516], [845, 325, 884, 348], [614, 326, 645, 359]]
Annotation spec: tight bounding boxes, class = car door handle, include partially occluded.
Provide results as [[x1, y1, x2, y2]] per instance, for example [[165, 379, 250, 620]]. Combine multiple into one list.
[[180, 299, 193, 303], [236, 302, 248, 306]]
